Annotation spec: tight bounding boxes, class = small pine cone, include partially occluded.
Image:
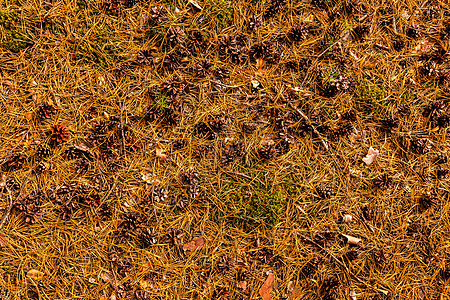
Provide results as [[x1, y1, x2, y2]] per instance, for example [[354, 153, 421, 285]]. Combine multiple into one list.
[[97, 204, 112, 221], [301, 257, 321, 277], [108, 246, 124, 262], [167, 26, 186, 47], [216, 255, 235, 274], [258, 137, 275, 159], [117, 281, 134, 299], [381, 115, 399, 132], [136, 49, 154, 66], [317, 184, 335, 199], [14, 190, 44, 224], [263, 0, 286, 19], [172, 139, 186, 150], [411, 138, 433, 155], [397, 104, 411, 117], [406, 25, 421, 39], [50, 124, 70, 145], [437, 114, 450, 128], [36, 144, 51, 158], [2, 153, 27, 172], [373, 173, 393, 189], [435, 153, 448, 164], [289, 25, 310, 42], [345, 249, 360, 261], [137, 227, 158, 248], [135, 290, 151, 300], [221, 141, 244, 165], [441, 22, 450, 40], [151, 185, 168, 203], [173, 194, 189, 210], [248, 14, 261, 31], [361, 205, 373, 220], [321, 275, 340, 298], [36, 103, 55, 120], [150, 5, 167, 23], [242, 121, 259, 133], [421, 62, 441, 78], [423, 99, 445, 118], [163, 229, 184, 246], [182, 169, 199, 186], [35, 161, 50, 173], [418, 193, 438, 210]]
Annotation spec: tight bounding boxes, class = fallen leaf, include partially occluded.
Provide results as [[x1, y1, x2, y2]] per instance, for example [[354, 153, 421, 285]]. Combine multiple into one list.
[[342, 234, 362, 245], [156, 148, 167, 161], [259, 273, 274, 300], [183, 237, 205, 251], [342, 214, 353, 223], [25, 112, 33, 121], [237, 281, 247, 290], [362, 146, 379, 165], [27, 269, 45, 281]]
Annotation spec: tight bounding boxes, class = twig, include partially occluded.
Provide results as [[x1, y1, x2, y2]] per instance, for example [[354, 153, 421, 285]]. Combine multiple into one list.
[[288, 102, 329, 150], [299, 234, 389, 295]]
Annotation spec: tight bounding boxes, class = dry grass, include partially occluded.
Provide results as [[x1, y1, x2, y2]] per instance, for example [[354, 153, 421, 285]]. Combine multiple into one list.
[[1, 0, 450, 299]]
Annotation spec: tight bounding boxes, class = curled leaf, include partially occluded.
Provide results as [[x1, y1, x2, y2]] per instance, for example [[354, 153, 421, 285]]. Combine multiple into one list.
[[182, 237, 205, 251], [362, 146, 379, 165], [259, 273, 274, 300], [342, 234, 362, 245], [27, 269, 45, 281], [156, 148, 167, 161]]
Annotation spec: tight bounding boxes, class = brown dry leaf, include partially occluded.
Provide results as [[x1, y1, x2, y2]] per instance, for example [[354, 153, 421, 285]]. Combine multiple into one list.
[[237, 281, 247, 290], [362, 146, 379, 165], [182, 237, 205, 251], [342, 234, 362, 245], [27, 269, 45, 281], [156, 148, 167, 161], [25, 112, 33, 121], [259, 273, 274, 300]]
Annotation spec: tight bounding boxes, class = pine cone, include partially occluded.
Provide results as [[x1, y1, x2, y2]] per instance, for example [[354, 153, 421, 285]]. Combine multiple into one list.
[[435, 153, 448, 164], [397, 104, 411, 117], [150, 5, 167, 23], [36, 143, 51, 158], [163, 229, 184, 246], [2, 153, 27, 172], [411, 138, 433, 155], [406, 25, 421, 39], [137, 227, 158, 248], [36, 103, 55, 120], [373, 173, 393, 189], [289, 25, 310, 42], [151, 185, 168, 203], [258, 137, 275, 159], [263, 0, 286, 19], [216, 255, 235, 274], [248, 14, 261, 31], [381, 115, 399, 132], [136, 49, 155, 66], [50, 124, 70, 145], [221, 141, 244, 165], [14, 190, 43, 224], [167, 26, 186, 47], [361, 205, 373, 220], [317, 184, 335, 199]]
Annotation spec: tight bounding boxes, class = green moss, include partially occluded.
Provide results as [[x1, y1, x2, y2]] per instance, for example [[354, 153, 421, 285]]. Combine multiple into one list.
[[355, 79, 384, 114]]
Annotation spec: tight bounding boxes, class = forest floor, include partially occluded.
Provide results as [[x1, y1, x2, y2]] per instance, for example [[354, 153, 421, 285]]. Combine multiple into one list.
[[1, 0, 450, 299]]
